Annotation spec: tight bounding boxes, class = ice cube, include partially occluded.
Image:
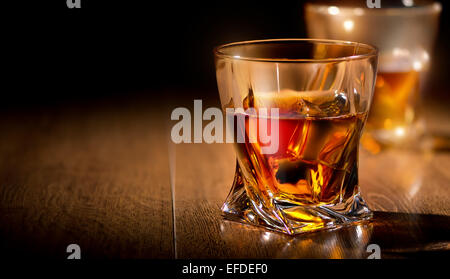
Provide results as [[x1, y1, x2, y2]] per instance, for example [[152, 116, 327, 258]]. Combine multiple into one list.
[[299, 91, 350, 117], [243, 89, 351, 117]]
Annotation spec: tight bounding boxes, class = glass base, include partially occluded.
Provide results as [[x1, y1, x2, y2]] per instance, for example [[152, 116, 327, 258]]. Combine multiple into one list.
[[221, 167, 372, 235]]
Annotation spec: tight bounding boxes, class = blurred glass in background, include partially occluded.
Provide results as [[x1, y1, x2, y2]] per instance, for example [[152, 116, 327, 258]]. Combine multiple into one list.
[[305, 0, 442, 152]]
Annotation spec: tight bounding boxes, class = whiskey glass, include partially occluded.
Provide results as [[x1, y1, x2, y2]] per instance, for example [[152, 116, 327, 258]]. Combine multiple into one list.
[[214, 39, 378, 235], [305, 0, 442, 148]]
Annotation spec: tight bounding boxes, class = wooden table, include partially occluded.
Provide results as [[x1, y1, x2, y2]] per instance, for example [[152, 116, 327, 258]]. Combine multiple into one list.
[[1, 96, 449, 259]]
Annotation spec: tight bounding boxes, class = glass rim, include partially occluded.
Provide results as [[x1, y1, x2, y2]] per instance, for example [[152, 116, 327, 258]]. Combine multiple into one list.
[[214, 38, 378, 63], [305, 2, 442, 16]]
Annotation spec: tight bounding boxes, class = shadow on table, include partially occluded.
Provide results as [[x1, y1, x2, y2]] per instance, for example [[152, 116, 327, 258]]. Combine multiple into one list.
[[220, 211, 450, 259], [369, 211, 450, 258]]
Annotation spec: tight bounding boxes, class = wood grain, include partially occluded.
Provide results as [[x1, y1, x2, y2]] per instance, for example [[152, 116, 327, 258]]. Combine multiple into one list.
[[0, 100, 174, 258], [173, 102, 450, 259], [1, 98, 449, 259], [173, 143, 450, 258]]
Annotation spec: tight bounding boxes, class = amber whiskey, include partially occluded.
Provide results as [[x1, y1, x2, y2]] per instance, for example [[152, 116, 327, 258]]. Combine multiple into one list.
[[366, 70, 420, 132], [230, 90, 366, 207]]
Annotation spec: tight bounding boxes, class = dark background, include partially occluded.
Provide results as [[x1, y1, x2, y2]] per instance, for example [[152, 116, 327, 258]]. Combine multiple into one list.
[[4, 0, 450, 109]]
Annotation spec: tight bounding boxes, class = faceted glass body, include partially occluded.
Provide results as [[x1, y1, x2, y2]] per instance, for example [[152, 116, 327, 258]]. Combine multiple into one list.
[[215, 39, 378, 234]]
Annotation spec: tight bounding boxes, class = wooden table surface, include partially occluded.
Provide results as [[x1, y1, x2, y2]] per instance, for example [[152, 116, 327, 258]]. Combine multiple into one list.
[[1, 97, 449, 259]]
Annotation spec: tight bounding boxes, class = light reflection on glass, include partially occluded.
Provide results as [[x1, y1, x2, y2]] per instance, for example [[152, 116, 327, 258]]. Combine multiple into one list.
[[343, 20, 354, 32], [219, 220, 373, 258], [328, 6, 339, 15]]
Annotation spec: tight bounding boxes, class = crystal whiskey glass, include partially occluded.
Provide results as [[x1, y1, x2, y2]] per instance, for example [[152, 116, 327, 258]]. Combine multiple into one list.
[[214, 39, 378, 235]]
